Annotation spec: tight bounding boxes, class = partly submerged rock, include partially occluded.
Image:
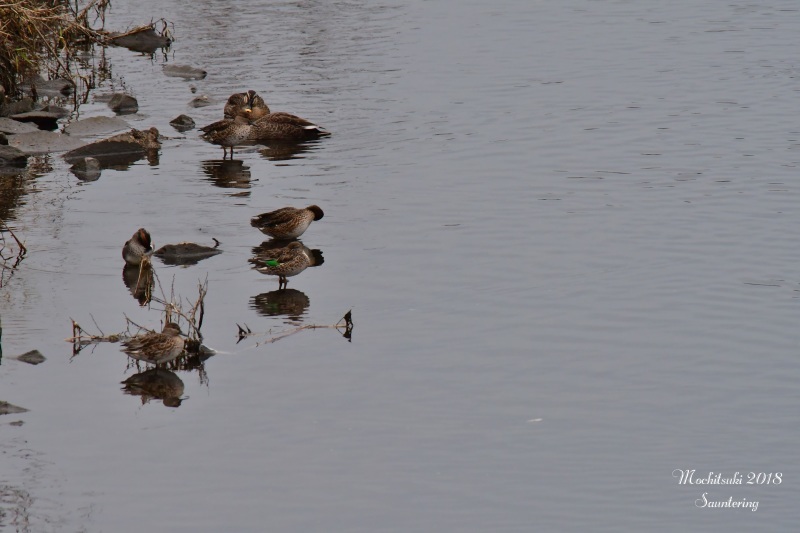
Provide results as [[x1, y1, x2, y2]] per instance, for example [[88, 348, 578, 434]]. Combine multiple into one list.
[[41, 104, 70, 119], [64, 127, 160, 167], [14, 350, 46, 365], [33, 78, 74, 97], [70, 157, 102, 181], [10, 130, 86, 154], [154, 242, 222, 266], [169, 114, 195, 132], [108, 93, 139, 114], [10, 110, 61, 131], [189, 95, 211, 108], [0, 97, 34, 117], [162, 64, 207, 80], [109, 27, 172, 54], [0, 401, 28, 415], [64, 116, 131, 137], [0, 145, 28, 167], [0, 117, 39, 135]]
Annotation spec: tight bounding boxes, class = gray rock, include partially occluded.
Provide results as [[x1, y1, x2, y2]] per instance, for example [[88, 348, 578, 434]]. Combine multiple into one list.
[[0, 401, 28, 415], [163, 64, 207, 80], [64, 128, 160, 168], [9, 130, 86, 154], [15, 349, 46, 365], [0, 117, 39, 135], [1, 97, 34, 117], [169, 114, 195, 132], [189, 95, 211, 108], [154, 242, 222, 266], [0, 145, 29, 166], [110, 27, 172, 54], [41, 104, 70, 118], [10, 110, 61, 130], [108, 93, 139, 114], [36, 78, 74, 97], [64, 116, 131, 137]]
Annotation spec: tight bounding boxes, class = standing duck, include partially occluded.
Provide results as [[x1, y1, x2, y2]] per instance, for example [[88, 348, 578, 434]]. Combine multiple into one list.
[[252, 241, 312, 290], [250, 205, 324, 240], [122, 322, 186, 365], [122, 228, 154, 265], [200, 108, 253, 159]]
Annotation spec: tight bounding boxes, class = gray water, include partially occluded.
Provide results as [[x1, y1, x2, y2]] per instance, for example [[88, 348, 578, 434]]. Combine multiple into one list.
[[2, 0, 799, 531]]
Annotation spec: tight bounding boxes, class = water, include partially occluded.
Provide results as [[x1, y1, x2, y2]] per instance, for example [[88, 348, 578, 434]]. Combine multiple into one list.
[[2, 0, 800, 531]]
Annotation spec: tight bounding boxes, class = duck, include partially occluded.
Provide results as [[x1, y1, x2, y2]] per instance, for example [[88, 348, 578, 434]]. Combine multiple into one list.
[[250, 205, 324, 240], [122, 228, 154, 265], [224, 90, 270, 120], [200, 108, 253, 159], [252, 241, 312, 290], [121, 322, 186, 365], [248, 109, 330, 143]]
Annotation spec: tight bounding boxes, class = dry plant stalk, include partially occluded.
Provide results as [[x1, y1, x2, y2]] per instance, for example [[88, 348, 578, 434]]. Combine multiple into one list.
[[236, 310, 354, 346], [0, 0, 107, 94], [66, 276, 209, 355]]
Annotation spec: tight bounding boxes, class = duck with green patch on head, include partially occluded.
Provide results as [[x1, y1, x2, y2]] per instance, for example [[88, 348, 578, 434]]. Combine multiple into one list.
[[252, 241, 312, 290]]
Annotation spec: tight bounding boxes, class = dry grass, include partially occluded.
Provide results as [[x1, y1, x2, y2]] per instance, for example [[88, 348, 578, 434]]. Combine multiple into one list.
[[0, 0, 110, 97]]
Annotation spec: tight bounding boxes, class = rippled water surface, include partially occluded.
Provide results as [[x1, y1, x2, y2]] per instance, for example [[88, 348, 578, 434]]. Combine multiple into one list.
[[2, 1, 800, 531]]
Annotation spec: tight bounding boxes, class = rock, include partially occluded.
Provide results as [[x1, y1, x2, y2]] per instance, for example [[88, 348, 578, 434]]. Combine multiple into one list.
[[9, 110, 62, 131], [162, 64, 207, 80], [70, 157, 101, 181], [189, 95, 211, 108], [0, 117, 39, 135], [1, 97, 34, 117], [64, 127, 160, 167], [41, 104, 70, 118], [9, 420, 24, 426], [108, 93, 139, 114], [0, 132, 7, 145], [154, 242, 222, 266], [0, 145, 29, 166], [64, 116, 131, 137], [190, 85, 197, 94], [169, 114, 195, 132], [109, 27, 172, 54], [35, 78, 74, 97], [15, 349, 46, 365], [0, 401, 28, 415], [9, 130, 86, 154]]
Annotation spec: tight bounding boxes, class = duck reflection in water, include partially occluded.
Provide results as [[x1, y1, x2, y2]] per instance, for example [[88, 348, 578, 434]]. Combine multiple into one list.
[[200, 159, 251, 191], [258, 141, 316, 162], [250, 288, 310, 323], [121, 368, 185, 407], [122, 262, 154, 305]]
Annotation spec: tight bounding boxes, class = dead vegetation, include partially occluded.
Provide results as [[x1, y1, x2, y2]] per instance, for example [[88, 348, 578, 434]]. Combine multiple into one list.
[[0, 0, 109, 97], [0, 218, 26, 288], [0, 0, 172, 101]]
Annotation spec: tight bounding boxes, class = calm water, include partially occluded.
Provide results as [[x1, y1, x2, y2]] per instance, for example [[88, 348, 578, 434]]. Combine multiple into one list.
[[2, 0, 800, 531]]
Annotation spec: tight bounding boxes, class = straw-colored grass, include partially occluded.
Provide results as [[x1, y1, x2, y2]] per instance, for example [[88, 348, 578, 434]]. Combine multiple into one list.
[[0, 0, 110, 97]]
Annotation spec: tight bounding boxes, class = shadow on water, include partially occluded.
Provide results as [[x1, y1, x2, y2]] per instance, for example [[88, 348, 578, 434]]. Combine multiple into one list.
[[250, 288, 310, 322], [200, 159, 251, 193], [121, 368, 185, 407], [258, 141, 319, 162], [122, 264, 155, 306]]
